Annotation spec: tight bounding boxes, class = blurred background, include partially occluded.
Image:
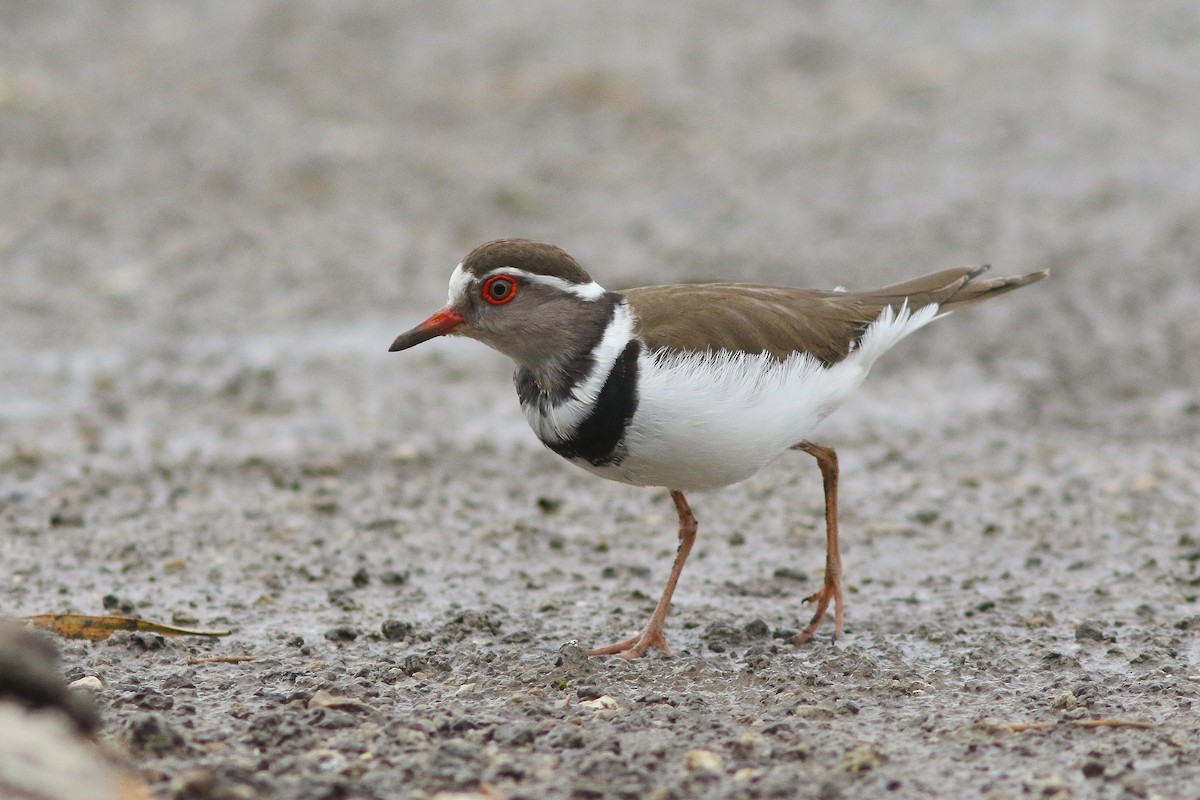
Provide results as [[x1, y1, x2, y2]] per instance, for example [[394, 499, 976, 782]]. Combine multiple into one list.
[[1, 0, 1198, 468], [3, 6, 1199, 796]]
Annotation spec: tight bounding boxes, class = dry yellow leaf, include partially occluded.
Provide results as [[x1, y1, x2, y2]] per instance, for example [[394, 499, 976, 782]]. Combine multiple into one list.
[[24, 614, 231, 641]]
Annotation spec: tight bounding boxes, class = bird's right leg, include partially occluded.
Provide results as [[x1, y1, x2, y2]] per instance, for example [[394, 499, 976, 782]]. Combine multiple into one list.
[[588, 489, 697, 659]]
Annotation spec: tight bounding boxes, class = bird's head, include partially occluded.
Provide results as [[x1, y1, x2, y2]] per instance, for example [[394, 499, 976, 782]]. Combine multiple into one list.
[[389, 239, 612, 371]]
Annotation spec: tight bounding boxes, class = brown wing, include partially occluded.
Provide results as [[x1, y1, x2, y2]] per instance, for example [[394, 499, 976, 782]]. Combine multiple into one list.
[[623, 265, 1047, 365]]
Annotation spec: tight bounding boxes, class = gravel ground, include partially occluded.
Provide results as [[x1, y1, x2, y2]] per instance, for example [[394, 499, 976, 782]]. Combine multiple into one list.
[[3, 2, 1199, 799]]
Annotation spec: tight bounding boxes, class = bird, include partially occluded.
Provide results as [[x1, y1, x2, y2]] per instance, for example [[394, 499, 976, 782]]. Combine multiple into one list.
[[389, 239, 1047, 659]]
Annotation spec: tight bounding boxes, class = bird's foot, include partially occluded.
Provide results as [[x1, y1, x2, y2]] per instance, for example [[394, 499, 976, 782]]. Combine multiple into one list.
[[792, 577, 844, 645], [587, 627, 676, 659]]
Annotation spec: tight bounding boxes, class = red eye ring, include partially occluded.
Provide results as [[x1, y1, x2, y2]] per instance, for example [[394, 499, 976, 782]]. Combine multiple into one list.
[[482, 275, 518, 305]]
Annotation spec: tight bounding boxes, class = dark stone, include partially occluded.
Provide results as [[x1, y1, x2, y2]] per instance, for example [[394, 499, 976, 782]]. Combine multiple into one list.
[[246, 711, 308, 748], [744, 619, 771, 638], [126, 712, 188, 756], [1075, 621, 1112, 642], [703, 620, 744, 652], [102, 594, 135, 614], [324, 626, 359, 642], [129, 632, 167, 650], [132, 688, 174, 710], [381, 619, 415, 641]]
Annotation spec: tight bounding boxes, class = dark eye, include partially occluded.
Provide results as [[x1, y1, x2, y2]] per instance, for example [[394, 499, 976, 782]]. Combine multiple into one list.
[[482, 275, 517, 305]]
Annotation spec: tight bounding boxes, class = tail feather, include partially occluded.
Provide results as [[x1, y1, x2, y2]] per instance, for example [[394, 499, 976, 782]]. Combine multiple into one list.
[[862, 265, 1049, 315]]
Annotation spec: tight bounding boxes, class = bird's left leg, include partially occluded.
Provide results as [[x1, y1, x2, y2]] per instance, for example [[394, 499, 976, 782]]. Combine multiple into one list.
[[588, 489, 697, 659], [791, 440, 844, 643]]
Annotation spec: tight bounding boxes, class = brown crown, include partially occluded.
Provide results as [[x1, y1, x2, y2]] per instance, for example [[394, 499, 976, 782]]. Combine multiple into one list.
[[461, 239, 594, 285]]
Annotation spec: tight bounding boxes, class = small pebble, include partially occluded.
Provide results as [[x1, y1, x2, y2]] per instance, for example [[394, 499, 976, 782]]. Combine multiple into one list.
[[1051, 691, 1077, 710], [580, 695, 618, 710], [684, 749, 723, 773]]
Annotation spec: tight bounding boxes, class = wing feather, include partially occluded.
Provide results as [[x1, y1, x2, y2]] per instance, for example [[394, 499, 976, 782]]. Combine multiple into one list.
[[623, 266, 1046, 364]]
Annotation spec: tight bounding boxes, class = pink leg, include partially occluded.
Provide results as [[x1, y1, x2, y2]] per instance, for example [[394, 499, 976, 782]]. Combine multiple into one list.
[[792, 441, 845, 643], [589, 490, 697, 659]]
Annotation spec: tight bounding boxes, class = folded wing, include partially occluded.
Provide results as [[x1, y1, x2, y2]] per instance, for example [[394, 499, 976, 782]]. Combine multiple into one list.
[[623, 265, 1047, 365]]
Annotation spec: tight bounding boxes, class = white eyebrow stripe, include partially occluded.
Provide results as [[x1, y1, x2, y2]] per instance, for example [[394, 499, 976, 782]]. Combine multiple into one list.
[[486, 267, 606, 301], [447, 262, 470, 303]]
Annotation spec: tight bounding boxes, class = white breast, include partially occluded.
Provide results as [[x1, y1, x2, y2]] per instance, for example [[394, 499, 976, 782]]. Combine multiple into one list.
[[577, 302, 941, 491]]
